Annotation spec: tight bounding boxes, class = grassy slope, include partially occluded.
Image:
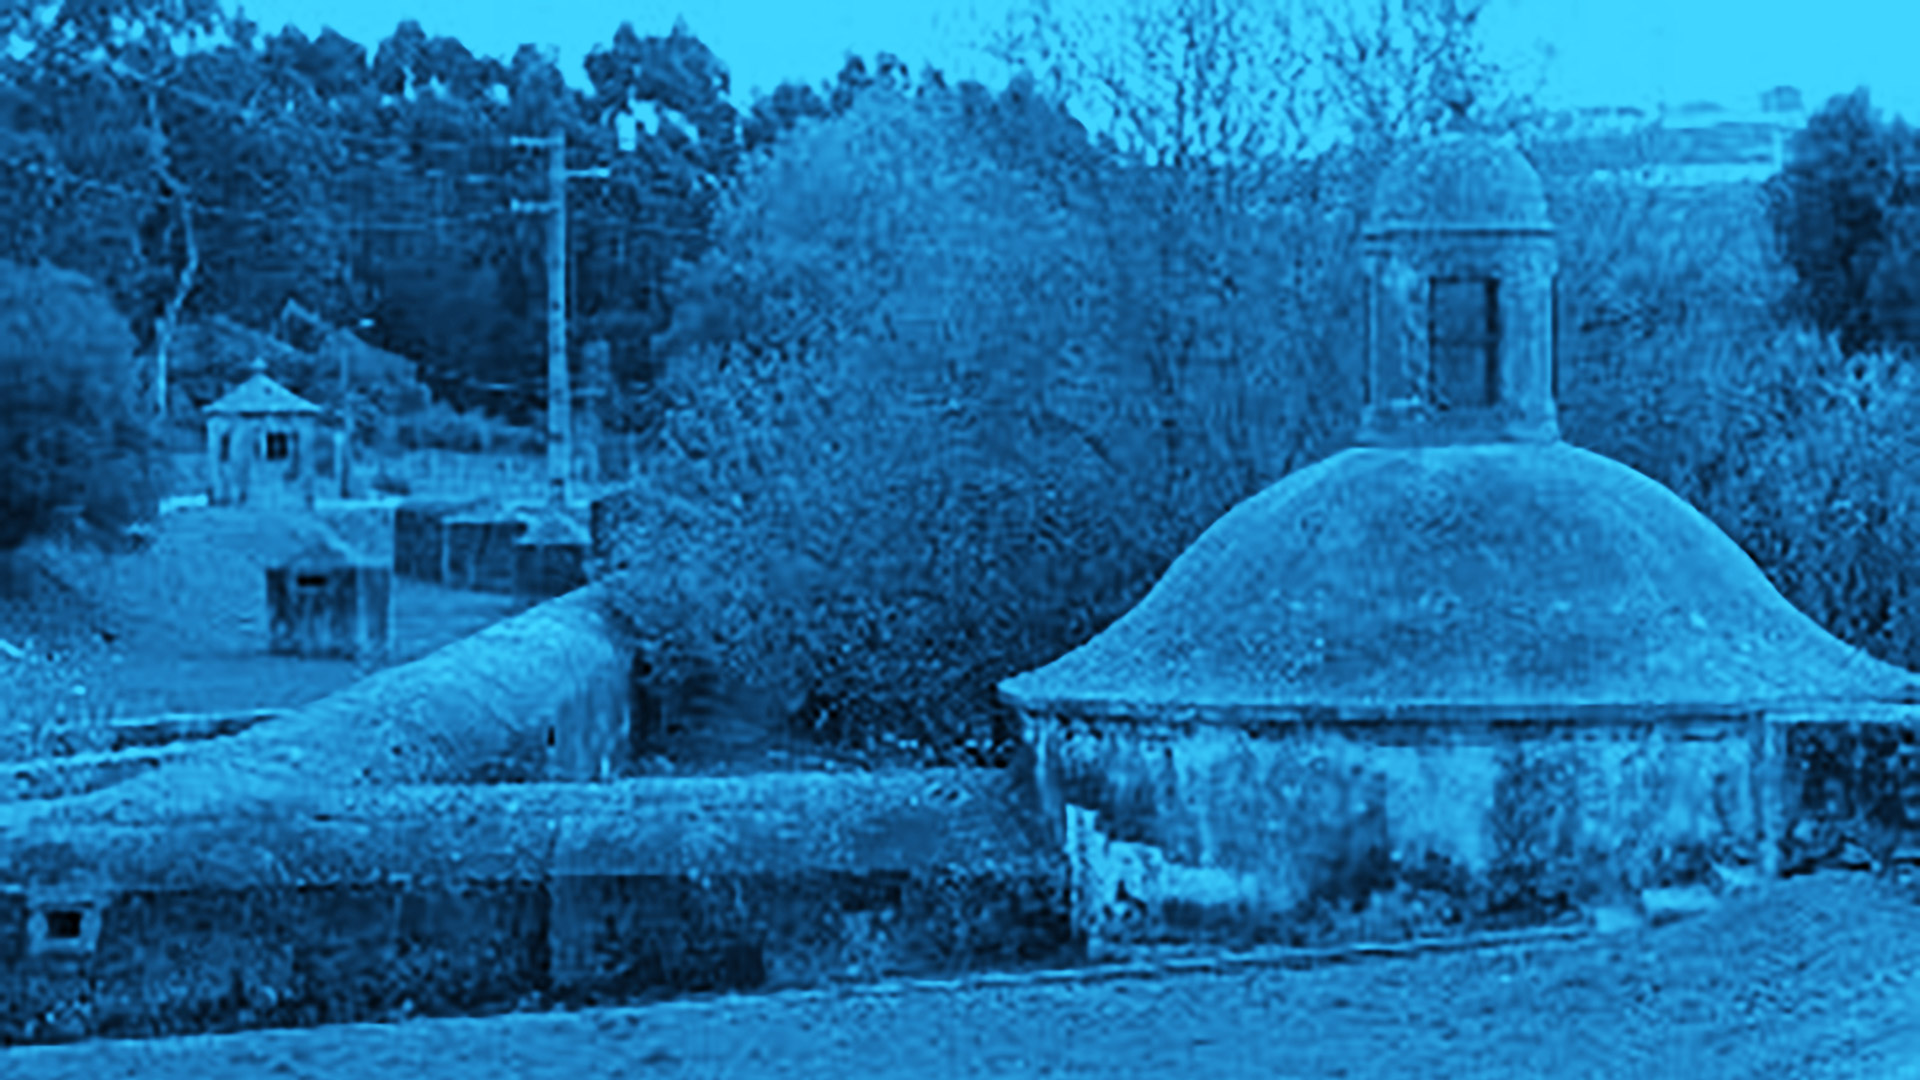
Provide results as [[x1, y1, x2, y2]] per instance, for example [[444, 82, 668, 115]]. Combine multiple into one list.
[[0, 506, 517, 752]]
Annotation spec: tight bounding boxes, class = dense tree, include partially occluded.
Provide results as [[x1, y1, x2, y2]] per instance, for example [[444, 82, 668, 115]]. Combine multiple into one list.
[[577, 20, 742, 401], [974, 0, 1490, 507], [613, 73, 1361, 761], [1764, 89, 1917, 356], [611, 83, 1120, 759], [1536, 111, 1919, 672], [741, 81, 832, 154], [584, 19, 739, 178], [0, 259, 164, 554], [1, 0, 364, 422], [2, 9, 791, 432]]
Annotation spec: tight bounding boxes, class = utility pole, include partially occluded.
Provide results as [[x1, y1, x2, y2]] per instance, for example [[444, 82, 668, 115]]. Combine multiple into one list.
[[511, 129, 610, 507], [337, 317, 376, 499], [339, 327, 351, 498]]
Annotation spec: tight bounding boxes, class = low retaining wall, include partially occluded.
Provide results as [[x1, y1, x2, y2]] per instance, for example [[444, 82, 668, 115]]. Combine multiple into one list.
[[8, 582, 631, 829], [445, 510, 529, 594], [0, 772, 1070, 1045], [392, 498, 485, 583], [24, 711, 282, 758], [2, 745, 194, 804], [3, 712, 287, 803]]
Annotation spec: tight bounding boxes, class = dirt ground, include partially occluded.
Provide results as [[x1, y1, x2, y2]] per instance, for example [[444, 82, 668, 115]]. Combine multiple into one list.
[[5, 872, 1918, 1080]]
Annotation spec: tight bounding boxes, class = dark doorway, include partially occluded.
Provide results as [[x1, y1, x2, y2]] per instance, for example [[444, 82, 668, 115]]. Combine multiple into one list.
[[629, 654, 665, 759], [1429, 277, 1501, 408], [43, 909, 83, 939]]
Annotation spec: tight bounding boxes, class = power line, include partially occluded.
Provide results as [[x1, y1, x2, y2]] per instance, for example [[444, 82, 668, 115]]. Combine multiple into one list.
[[0, 153, 522, 229], [100, 58, 646, 162], [10, 57, 723, 227], [3, 147, 714, 268]]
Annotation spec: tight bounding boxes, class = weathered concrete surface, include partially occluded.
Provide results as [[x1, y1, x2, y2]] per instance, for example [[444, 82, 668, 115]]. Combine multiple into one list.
[[1776, 712, 1920, 873], [1000, 443, 1920, 717], [0, 770, 1068, 1045], [1024, 712, 1767, 954], [266, 531, 392, 661], [1011, 703, 1920, 959], [392, 498, 485, 583], [2, 770, 1054, 892], [444, 503, 531, 594], [512, 507, 590, 604]]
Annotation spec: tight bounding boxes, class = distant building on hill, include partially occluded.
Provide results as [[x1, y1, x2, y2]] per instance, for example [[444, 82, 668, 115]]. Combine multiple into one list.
[[1761, 85, 1805, 115], [1528, 88, 1807, 189], [204, 357, 324, 510]]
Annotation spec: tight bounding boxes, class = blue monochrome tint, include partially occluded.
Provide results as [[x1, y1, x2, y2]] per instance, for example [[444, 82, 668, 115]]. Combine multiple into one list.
[[1, 1, 1917, 1077]]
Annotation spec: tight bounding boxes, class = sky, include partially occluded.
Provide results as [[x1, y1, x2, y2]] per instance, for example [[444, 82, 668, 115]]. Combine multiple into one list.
[[220, 0, 1919, 123]]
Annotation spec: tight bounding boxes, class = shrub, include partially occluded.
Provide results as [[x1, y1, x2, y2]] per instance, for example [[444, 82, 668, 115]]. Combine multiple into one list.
[[1584, 319, 1920, 670], [608, 84, 1365, 765], [396, 397, 533, 454], [1763, 88, 1920, 356], [0, 259, 165, 553]]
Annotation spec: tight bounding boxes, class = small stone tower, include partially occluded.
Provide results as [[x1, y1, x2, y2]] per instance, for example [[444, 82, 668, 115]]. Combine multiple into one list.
[[205, 356, 323, 510], [1358, 90, 1559, 447], [997, 96, 1920, 960]]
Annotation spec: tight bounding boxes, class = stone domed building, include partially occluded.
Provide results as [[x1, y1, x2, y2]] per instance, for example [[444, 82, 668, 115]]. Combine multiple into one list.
[[999, 111, 1920, 957]]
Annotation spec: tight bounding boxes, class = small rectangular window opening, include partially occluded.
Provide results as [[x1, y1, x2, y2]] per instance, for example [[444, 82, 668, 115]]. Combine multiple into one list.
[[265, 432, 291, 461], [1362, 282, 1375, 406], [1429, 277, 1500, 409], [295, 574, 329, 589], [44, 909, 83, 940], [1551, 274, 1562, 399]]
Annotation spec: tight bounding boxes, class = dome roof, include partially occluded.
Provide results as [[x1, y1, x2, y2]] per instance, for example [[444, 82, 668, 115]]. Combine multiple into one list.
[[1366, 134, 1553, 236], [999, 443, 1918, 719]]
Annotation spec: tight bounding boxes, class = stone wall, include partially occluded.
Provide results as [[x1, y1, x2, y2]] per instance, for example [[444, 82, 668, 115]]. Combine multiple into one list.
[[1024, 712, 1771, 955], [1774, 712, 1920, 872], [0, 867, 1069, 1046], [1020, 705, 1920, 959], [0, 772, 1069, 1046], [0, 581, 633, 826], [445, 512, 529, 594], [393, 498, 483, 582]]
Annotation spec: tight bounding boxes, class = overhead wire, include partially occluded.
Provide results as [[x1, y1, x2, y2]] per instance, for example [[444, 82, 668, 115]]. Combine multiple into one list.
[[5, 48, 728, 403], [0, 153, 524, 228], [3, 49, 736, 259]]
